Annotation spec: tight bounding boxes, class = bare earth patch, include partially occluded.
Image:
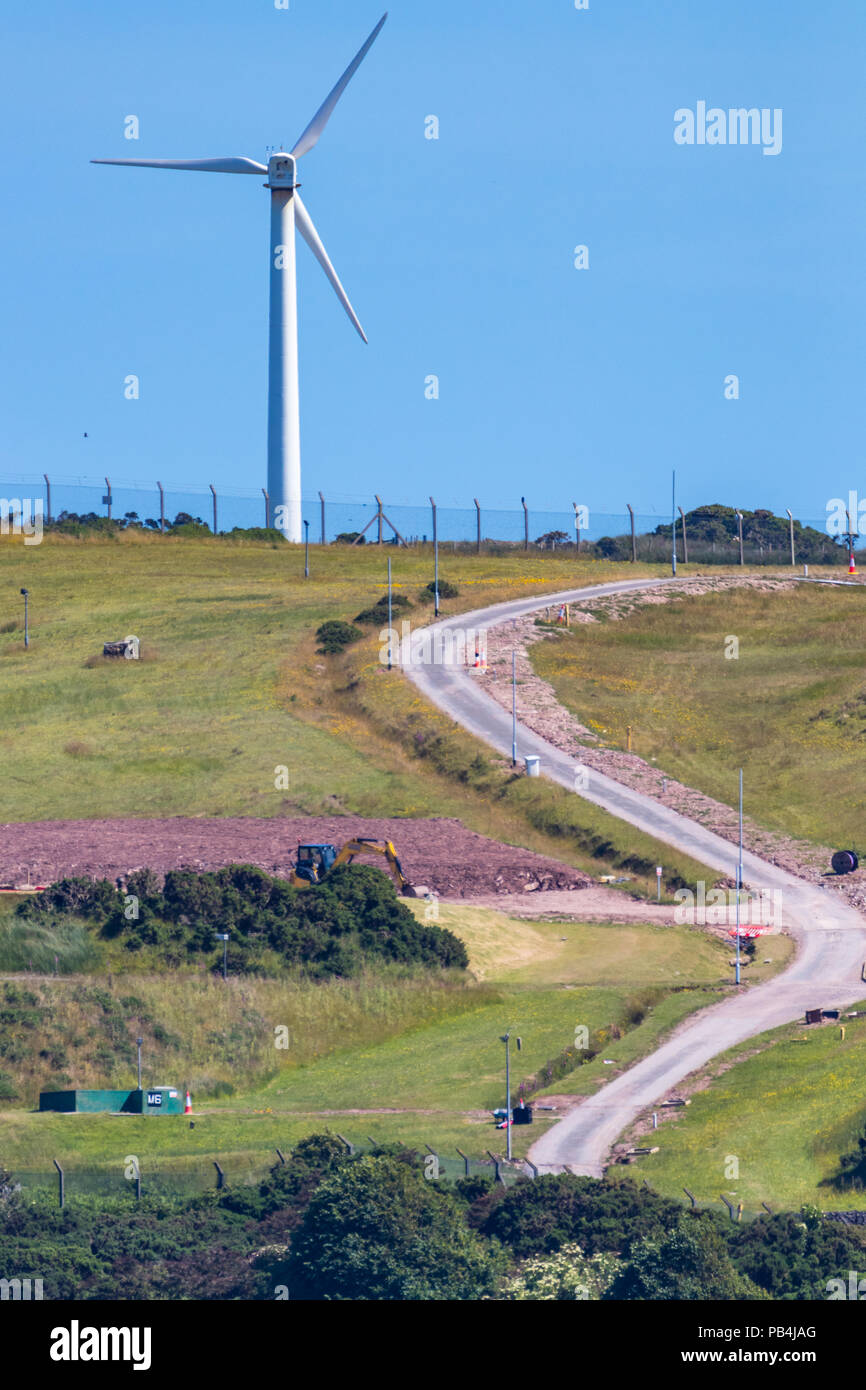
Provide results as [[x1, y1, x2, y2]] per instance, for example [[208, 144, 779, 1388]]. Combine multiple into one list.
[[0, 816, 591, 900]]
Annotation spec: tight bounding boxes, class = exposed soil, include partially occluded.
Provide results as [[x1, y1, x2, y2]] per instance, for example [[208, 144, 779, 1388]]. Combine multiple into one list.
[[454, 887, 688, 924], [475, 576, 866, 912], [0, 816, 591, 900]]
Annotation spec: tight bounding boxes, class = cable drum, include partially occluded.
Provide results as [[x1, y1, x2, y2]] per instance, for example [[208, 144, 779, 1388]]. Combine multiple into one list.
[[831, 850, 859, 875]]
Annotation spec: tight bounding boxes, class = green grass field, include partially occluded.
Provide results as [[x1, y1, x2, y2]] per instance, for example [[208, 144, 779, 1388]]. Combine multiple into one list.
[[0, 899, 779, 1181], [0, 533, 718, 893], [532, 582, 866, 850], [624, 1006, 866, 1212], [0, 536, 847, 1208]]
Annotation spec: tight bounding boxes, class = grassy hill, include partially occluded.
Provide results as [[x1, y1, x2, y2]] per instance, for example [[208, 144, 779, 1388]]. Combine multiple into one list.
[[624, 1005, 866, 1211], [532, 582, 866, 851], [0, 532, 718, 893], [0, 899, 783, 1187]]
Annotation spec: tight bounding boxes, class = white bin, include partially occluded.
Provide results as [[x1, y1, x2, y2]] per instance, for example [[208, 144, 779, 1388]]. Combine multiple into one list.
[[525, 756, 540, 777]]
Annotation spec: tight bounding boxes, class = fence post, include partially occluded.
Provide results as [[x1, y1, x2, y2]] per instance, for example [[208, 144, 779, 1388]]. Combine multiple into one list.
[[486, 1150, 504, 1185], [430, 496, 439, 616], [736, 510, 744, 566], [719, 1194, 735, 1220], [474, 498, 481, 554], [210, 484, 217, 536], [335, 1133, 354, 1155], [455, 1147, 470, 1178], [524, 1159, 539, 1178], [785, 509, 795, 566], [136, 1170, 141, 1202], [104, 476, 112, 521], [262, 489, 269, 528], [53, 1158, 64, 1210], [678, 506, 688, 564], [683, 1186, 696, 1208], [319, 490, 325, 546], [275, 1148, 286, 1165], [761, 1201, 773, 1216], [43, 473, 51, 525], [157, 481, 165, 533], [521, 497, 529, 551], [213, 1160, 225, 1191], [626, 503, 636, 562]]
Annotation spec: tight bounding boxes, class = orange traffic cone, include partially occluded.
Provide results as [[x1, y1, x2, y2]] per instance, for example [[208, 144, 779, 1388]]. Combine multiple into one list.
[[850, 551, 858, 575], [184, 1090, 193, 1114]]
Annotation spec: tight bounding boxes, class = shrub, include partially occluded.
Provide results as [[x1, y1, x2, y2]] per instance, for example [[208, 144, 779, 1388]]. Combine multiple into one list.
[[287, 1155, 503, 1299], [481, 1174, 683, 1258], [423, 579, 459, 599], [315, 620, 364, 654]]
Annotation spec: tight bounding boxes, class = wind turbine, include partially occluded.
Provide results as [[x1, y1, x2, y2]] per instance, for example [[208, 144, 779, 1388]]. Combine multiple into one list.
[[92, 13, 387, 544]]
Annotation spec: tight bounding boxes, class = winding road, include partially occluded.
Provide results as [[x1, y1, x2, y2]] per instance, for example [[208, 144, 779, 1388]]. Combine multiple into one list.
[[405, 577, 866, 1175]]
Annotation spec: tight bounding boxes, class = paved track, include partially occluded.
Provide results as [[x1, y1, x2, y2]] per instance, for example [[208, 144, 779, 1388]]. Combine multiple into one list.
[[405, 577, 866, 1174]]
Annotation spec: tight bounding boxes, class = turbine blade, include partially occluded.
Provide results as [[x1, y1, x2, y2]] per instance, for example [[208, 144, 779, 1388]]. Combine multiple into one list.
[[90, 156, 267, 174], [291, 13, 387, 159], [294, 193, 368, 343]]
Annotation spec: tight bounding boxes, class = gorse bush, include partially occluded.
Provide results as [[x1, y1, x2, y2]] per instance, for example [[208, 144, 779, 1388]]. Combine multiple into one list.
[[315, 619, 364, 653], [18, 863, 468, 979]]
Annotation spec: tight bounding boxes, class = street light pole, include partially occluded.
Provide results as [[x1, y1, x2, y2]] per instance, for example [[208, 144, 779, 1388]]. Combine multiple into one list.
[[671, 470, 677, 577], [387, 555, 392, 672], [303, 519, 310, 579], [735, 768, 743, 986], [511, 650, 518, 767], [499, 1029, 522, 1161]]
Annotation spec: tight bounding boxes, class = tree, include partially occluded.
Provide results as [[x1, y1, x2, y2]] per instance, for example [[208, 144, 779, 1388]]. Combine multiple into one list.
[[481, 1173, 683, 1257], [608, 1215, 766, 1300], [287, 1156, 502, 1299], [728, 1212, 866, 1300], [499, 1243, 619, 1300]]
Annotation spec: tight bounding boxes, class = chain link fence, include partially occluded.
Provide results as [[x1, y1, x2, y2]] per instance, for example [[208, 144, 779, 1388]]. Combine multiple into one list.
[[0, 473, 846, 561]]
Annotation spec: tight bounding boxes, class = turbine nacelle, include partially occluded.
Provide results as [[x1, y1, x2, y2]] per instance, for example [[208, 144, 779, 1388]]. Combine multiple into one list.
[[267, 154, 298, 190]]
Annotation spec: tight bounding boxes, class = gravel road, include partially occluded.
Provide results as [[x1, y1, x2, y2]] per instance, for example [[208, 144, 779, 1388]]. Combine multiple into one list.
[[405, 577, 866, 1174]]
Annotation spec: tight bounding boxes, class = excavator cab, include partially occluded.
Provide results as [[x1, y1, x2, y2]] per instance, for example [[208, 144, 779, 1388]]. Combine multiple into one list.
[[294, 843, 338, 884]]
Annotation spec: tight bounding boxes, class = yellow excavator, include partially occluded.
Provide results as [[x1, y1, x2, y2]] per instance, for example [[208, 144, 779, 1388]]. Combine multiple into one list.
[[289, 838, 426, 898]]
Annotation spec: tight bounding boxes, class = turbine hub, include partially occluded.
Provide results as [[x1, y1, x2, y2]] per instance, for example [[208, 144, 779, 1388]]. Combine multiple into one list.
[[267, 153, 298, 189]]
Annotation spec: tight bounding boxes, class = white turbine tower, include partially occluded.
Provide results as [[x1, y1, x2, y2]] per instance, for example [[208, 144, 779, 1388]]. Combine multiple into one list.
[[92, 13, 387, 543]]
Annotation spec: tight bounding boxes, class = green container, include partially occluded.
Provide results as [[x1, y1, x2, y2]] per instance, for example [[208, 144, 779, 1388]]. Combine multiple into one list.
[[39, 1087, 183, 1115]]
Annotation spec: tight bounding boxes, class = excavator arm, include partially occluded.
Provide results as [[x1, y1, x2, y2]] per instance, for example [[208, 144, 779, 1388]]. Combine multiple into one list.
[[331, 838, 418, 896]]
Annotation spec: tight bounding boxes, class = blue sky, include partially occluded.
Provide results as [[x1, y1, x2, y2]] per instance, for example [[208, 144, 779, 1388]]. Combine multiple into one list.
[[1, 0, 863, 519]]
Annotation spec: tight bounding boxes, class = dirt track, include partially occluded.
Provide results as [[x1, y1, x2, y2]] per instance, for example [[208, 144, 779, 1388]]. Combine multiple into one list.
[[0, 817, 591, 899]]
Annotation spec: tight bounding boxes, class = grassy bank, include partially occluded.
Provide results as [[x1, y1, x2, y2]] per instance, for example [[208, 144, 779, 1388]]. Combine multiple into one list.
[[532, 582, 866, 850], [625, 1005, 866, 1211], [0, 533, 719, 892]]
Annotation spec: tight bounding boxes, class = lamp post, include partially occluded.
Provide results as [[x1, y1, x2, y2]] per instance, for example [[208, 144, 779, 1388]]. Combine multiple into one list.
[[303, 519, 310, 578], [511, 650, 518, 767], [214, 932, 229, 981], [499, 1029, 522, 1160], [387, 555, 393, 671], [20, 588, 29, 649], [671, 471, 677, 577], [735, 769, 743, 986]]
